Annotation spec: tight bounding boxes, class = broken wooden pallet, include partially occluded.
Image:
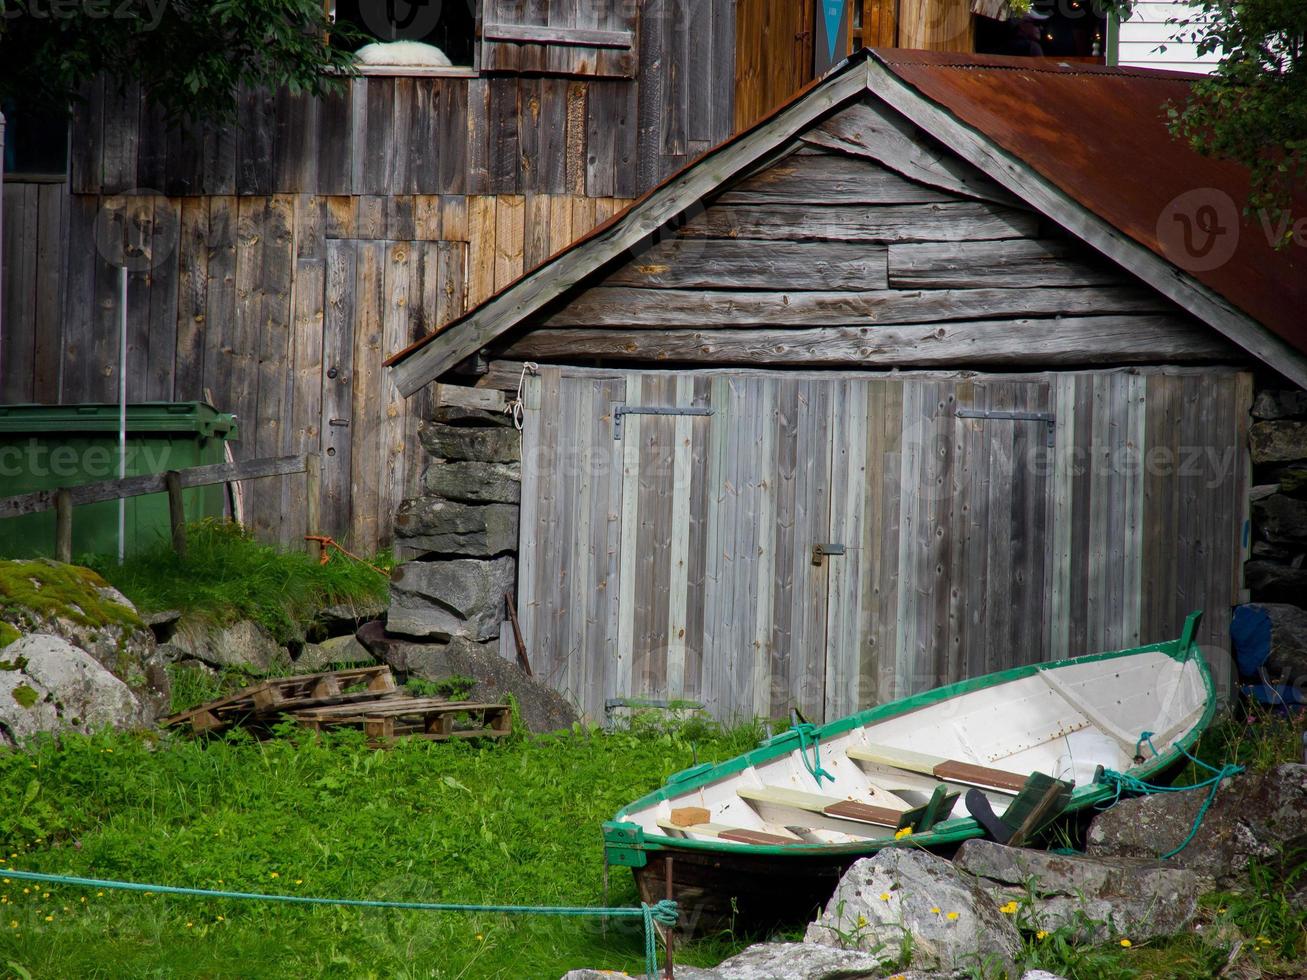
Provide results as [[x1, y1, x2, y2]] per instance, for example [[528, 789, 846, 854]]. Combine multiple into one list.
[[162, 665, 400, 734], [292, 697, 513, 742]]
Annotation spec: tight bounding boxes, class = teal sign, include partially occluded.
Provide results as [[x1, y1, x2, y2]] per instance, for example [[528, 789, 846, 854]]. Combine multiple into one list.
[[822, 0, 846, 62]]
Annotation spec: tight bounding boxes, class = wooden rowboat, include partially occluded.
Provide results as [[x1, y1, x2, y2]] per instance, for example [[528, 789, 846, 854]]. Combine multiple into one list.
[[603, 613, 1216, 925]]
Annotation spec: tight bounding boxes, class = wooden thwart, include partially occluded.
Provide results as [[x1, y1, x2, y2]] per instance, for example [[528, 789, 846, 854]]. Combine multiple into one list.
[[847, 743, 1027, 794]]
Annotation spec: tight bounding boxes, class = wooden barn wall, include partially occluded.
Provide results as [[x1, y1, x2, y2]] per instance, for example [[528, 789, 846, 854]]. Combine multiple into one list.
[[0, 69, 692, 552], [518, 366, 1251, 723], [0, 179, 632, 551]]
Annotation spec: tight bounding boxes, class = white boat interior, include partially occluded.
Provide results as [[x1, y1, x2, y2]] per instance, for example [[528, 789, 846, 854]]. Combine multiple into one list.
[[629, 648, 1210, 847]]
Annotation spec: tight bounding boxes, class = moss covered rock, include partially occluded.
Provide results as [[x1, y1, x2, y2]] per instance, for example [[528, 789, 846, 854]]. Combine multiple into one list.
[[0, 559, 169, 719]]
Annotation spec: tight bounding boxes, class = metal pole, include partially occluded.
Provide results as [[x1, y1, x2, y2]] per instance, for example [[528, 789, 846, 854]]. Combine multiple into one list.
[[118, 265, 127, 565]]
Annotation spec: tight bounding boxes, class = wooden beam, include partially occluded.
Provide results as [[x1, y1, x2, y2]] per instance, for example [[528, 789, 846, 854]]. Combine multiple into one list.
[[679, 202, 1038, 243], [0, 455, 307, 520], [501, 317, 1238, 366], [603, 239, 890, 290], [862, 57, 1307, 390], [480, 23, 635, 49], [387, 60, 876, 396], [888, 239, 1129, 289], [540, 285, 1168, 328]]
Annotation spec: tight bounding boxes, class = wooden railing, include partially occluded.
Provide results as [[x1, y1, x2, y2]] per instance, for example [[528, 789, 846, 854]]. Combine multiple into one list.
[[0, 453, 321, 562]]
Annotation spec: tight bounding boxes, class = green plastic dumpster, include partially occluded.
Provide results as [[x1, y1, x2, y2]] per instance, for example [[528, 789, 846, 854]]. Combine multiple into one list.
[[0, 402, 238, 559]]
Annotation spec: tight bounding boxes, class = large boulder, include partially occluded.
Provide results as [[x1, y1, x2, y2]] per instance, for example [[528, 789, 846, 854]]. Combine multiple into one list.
[[1250, 421, 1307, 464], [1245, 560, 1307, 605], [805, 849, 1021, 975], [560, 944, 975, 979], [0, 634, 146, 746], [419, 423, 520, 463], [954, 839, 1201, 942], [162, 617, 291, 673], [0, 559, 169, 718], [1252, 389, 1307, 421], [387, 557, 515, 641], [1086, 764, 1307, 886], [422, 461, 521, 504], [393, 497, 519, 557], [294, 634, 376, 674], [1252, 493, 1307, 544], [358, 622, 577, 733]]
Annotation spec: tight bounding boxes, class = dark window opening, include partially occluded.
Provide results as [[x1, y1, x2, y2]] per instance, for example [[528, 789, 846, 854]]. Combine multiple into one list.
[[975, 2, 1107, 60], [2, 98, 69, 179], [331, 0, 477, 67]]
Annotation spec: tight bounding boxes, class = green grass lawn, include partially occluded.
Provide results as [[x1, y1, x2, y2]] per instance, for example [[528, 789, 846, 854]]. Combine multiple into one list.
[[1, 703, 1303, 979], [0, 721, 760, 979]]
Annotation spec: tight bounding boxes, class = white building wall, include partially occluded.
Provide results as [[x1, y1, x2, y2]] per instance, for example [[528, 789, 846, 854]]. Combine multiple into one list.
[[1115, 2, 1220, 74]]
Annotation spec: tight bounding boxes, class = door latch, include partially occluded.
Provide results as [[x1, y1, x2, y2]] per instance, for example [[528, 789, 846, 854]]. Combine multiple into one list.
[[811, 543, 845, 566]]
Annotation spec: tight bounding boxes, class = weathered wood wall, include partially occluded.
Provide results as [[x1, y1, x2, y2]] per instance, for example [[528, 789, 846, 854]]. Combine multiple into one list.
[[502, 140, 1240, 369], [0, 180, 630, 552], [518, 365, 1251, 722]]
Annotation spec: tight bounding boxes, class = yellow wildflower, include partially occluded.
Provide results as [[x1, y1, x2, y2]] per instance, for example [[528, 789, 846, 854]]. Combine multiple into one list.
[[22, 888, 29, 895], [930, 906, 941, 915], [43, 915, 53, 922], [475, 933, 484, 941], [879, 892, 891, 902], [999, 901, 1019, 915], [894, 826, 914, 839], [946, 911, 959, 921], [1120, 939, 1132, 948], [9, 921, 16, 928], [216, 915, 225, 922], [269, 872, 279, 879], [1036, 930, 1049, 940], [80, 897, 86, 904], [96, 892, 104, 898], [185, 922, 194, 928], [294, 879, 303, 885], [856, 914, 868, 928]]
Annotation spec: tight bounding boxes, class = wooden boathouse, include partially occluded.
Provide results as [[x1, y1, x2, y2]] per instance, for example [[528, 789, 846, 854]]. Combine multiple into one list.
[[388, 51, 1307, 722]]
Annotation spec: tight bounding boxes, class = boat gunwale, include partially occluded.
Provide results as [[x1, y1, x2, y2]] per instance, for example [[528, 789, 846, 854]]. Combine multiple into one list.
[[607, 613, 1216, 859]]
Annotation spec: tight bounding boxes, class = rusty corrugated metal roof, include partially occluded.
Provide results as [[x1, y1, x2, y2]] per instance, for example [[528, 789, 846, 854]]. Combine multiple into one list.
[[875, 50, 1307, 355]]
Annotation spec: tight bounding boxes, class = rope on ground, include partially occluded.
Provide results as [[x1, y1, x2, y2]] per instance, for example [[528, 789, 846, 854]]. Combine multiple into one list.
[[1097, 730, 1244, 860], [303, 535, 390, 577], [793, 722, 835, 786], [0, 868, 678, 980]]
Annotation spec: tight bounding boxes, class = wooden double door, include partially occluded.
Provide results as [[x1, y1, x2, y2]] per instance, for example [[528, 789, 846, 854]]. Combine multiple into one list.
[[517, 366, 1248, 721]]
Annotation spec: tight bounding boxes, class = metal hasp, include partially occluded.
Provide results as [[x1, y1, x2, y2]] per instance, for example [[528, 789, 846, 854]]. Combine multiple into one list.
[[956, 408, 1057, 447], [811, 543, 845, 566], [612, 404, 714, 439]]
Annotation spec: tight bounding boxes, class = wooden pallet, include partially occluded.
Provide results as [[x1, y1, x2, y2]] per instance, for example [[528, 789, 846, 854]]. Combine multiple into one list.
[[162, 666, 400, 734], [292, 697, 513, 742]]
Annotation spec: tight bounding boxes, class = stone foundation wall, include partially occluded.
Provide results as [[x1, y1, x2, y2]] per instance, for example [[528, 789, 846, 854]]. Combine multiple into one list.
[[1243, 387, 1307, 691], [388, 405, 522, 655]]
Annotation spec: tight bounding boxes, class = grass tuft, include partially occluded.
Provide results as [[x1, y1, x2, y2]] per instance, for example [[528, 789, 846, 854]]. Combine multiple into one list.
[[87, 520, 391, 644]]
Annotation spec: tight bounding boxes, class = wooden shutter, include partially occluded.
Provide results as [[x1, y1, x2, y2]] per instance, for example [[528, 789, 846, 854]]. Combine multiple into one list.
[[479, 0, 638, 77]]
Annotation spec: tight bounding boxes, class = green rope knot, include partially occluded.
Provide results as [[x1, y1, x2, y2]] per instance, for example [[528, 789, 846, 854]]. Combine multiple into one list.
[[793, 722, 835, 786], [641, 900, 679, 978], [1098, 731, 1244, 860]]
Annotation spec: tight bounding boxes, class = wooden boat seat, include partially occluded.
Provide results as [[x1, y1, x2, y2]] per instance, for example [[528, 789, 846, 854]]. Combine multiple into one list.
[[737, 786, 905, 828], [848, 744, 1027, 794], [654, 817, 801, 846]]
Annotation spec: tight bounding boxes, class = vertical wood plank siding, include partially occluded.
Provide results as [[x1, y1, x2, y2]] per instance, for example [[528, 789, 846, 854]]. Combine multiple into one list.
[[520, 366, 1249, 722], [2, 64, 707, 551]]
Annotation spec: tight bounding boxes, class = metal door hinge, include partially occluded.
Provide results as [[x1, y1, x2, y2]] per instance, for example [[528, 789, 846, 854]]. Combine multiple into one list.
[[612, 404, 713, 440], [956, 408, 1056, 447]]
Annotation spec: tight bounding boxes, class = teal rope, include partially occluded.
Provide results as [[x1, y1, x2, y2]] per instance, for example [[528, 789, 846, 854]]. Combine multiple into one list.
[[0, 868, 678, 980], [793, 722, 835, 786], [1099, 731, 1244, 860]]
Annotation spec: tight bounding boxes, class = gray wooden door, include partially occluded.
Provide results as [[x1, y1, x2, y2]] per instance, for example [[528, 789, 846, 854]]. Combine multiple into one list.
[[518, 367, 1248, 722]]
